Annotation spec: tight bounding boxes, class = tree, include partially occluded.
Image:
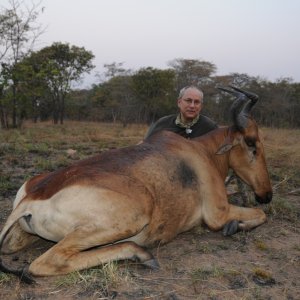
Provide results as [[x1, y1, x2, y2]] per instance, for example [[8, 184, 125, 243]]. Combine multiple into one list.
[[132, 67, 176, 122], [168, 58, 217, 92], [289, 82, 300, 127], [208, 73, 259, 123], [0, 0, 44, 128], [103, 62, 130, 79], [12, 54, 49, 123], [100, 63, 137, 125], [103, 77, 134, 125], [26, 42, 94, 124]]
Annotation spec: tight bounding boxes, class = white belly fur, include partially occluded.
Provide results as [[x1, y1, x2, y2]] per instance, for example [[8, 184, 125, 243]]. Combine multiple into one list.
[[18, 185, 145, 243]]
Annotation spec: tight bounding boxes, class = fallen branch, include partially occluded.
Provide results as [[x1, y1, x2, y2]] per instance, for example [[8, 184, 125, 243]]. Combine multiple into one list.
[[287, 188, 300, 195], [272, 175, 290, 191]]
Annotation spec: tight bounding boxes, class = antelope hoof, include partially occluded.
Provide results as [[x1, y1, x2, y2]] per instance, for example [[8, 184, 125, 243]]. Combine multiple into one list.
[[0, 258, 35, 284], [19, 267, 35, 284], [142, 258, 160, 270], [223, 220, 240, 236]]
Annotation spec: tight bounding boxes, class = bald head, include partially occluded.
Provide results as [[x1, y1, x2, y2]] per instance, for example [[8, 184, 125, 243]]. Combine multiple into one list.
[[178, 86, 203, 103]]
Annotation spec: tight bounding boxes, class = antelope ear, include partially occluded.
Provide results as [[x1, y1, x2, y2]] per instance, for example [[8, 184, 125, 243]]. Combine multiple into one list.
[[216, 143, 233, 155], [216, 137, 240, 155]]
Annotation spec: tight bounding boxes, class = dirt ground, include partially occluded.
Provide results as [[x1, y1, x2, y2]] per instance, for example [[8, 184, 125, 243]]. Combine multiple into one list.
[[0, 122, 299, 300]]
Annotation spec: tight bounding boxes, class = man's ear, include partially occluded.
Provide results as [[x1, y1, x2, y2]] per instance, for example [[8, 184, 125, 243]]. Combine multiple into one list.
[[177, 98, 181, 108]]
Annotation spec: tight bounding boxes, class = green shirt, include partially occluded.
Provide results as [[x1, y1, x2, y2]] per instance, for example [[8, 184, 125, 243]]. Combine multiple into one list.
[[145, 114, 218, 139]]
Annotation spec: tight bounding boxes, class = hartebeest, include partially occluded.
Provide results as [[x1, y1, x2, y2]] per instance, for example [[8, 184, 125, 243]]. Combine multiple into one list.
[[0, 86, 272, 283]]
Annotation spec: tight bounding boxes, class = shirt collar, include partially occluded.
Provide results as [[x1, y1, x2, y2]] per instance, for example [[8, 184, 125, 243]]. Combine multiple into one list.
[[175, 113, 199, 129]]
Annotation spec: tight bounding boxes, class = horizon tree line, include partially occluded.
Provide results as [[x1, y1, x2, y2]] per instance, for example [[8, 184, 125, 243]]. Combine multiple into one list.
[[1, 0, 299, 129]]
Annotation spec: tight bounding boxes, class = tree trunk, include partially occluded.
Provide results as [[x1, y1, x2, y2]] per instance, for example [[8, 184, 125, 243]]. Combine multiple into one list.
[[0, 103, 9, 129], [32, 98, 39, 123], [12, 84, 17, 128], [52, 98, 59, 124], [59, 96, 65, 125]]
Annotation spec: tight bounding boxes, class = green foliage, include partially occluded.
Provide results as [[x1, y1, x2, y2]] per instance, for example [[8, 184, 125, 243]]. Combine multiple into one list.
[[0, 4, 95, 128], [168, 58, 217, 90], [132, 67, 176, 122], [65, 59, 300, 128], [19, 42, 95, 124], [0, 0, 44, 128]]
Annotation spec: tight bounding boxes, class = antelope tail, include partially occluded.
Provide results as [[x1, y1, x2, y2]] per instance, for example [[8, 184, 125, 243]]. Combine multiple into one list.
[[0, 204, 31, 252]]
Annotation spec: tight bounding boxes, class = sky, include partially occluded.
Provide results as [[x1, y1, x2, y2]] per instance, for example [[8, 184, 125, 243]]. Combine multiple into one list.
[[2, 0, 300, 88]]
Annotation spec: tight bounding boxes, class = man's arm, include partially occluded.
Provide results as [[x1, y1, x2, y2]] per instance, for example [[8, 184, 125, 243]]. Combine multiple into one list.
[[144, 122, 157, 140], [144, 115, 175, 140]]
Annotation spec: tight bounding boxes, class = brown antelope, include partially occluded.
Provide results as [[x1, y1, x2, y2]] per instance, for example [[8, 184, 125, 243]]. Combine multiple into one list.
[[0, 86, 272, 283]]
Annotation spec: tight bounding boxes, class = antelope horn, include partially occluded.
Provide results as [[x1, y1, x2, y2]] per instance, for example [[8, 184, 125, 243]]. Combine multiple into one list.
[[229, 85, 259, 102], [217, 85, 259, 131], [217, 86, 246, 128], [229, 85, 259, 122], [217, 86, 246, 99]]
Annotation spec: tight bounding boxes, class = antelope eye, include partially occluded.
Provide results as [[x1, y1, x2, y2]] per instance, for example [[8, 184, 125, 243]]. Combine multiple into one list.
[[245, 139, 255, 147]]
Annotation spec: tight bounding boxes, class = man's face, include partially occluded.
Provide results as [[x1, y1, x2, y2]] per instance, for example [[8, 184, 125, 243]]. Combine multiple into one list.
[[177, 88, 203, 122]]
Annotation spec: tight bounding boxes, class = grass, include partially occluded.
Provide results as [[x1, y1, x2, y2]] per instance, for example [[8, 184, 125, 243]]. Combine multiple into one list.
[[293, 244, 300, 251], [54, 261, 133, 298], [190, 265, 225, 281], [264, 194, 298, 223], [34, 157, 55, 171], [25, 142, 51, 155], [262, 127, 300, 192], [0, 174, 19, 196], [0, 121, 146, 154], [254, 239, 268, 251], [0, 121, 148, 187], [22, 121, 147, 145], [252, 267, 275, 282], [0, 273, 12, 285]]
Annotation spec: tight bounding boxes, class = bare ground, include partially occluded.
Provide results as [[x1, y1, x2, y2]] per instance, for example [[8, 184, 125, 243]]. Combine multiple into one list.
[[0, 122, 299, 300]]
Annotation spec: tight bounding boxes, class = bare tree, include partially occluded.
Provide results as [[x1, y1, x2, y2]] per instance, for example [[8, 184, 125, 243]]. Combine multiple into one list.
[[0, 0, 44, 128], [168, 58, 217, 92]]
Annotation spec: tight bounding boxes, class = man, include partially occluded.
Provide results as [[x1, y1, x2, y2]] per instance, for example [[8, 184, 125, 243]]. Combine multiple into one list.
[[144, 86, 217, 139], [144, 85, 242, 199]]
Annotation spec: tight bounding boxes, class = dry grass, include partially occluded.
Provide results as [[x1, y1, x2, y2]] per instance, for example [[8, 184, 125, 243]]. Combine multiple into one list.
[[0, 121, 148, 156], [261, 127, 300, 193], [2, 121, 299, 170], [52, 262, 134, 298], [22, 120, 148, 144], [261, 127, 300, 166]]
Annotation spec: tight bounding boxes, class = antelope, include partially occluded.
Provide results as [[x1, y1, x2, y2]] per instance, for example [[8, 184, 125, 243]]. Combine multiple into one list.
[[0, 86, 272, 283]]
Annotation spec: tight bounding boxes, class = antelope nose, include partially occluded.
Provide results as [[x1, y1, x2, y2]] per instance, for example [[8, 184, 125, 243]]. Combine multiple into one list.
[[255, 191, 272, 204], [266, 191, 273, 203]]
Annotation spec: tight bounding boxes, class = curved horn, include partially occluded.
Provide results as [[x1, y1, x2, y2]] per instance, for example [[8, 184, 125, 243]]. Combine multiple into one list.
[[229, 85, 259, 117], [217, 86, 247, 131], [217, 86, 246, 99], [217, 85, 259, 131], [229, 85, 259, 102]]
